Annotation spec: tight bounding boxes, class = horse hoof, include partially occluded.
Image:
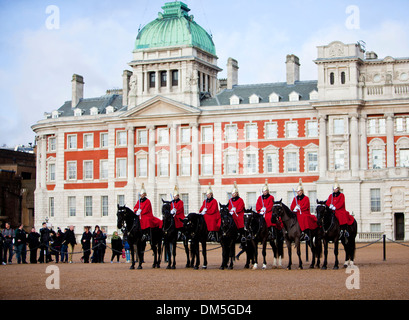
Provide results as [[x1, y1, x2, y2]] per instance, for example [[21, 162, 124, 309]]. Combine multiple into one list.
[[321, 266, 327, 270], [130, 265, 135, 270], [202, 265, 207, 270], [171, 266, 176, 270], [262, 264, 267, 270], [194, 266, 199, 270], [309, 264, 315, 269], [244, 264, 249, 269], [228, 265, 233, 270], [152, 264, 156, 268], [252, 263, 258, 270], [333, 266, 339, 270], [137, 266, 142, 270], [286, 266, 291, 270], [298, 266, 303, 270], [219, 266, 224, 270], [166, 265, 171, 269]]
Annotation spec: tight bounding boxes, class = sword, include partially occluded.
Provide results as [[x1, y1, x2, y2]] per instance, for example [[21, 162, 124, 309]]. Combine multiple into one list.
[[292, 188, 301, 214]]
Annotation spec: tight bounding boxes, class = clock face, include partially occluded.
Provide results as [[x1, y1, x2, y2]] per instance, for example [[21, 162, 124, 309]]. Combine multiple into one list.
[[373, 74, 381, 83], [400, 73, 408, 81]]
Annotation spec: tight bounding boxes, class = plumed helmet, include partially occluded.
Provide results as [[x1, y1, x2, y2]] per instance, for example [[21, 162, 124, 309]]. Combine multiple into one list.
[[333, 178, 340, 190], [140, 183, 147, 196], [206, 183, 213, 195], [232, 181, 239, 195], [262, 179, 269, 192], [296, 178, 304, 192], [173, 185, 180, 197]]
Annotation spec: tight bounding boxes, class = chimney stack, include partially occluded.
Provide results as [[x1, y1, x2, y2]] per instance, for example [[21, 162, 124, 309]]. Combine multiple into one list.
[[71, 74, 84, 108], [227, 58, 239, 89], [286, 54, 300, 85]]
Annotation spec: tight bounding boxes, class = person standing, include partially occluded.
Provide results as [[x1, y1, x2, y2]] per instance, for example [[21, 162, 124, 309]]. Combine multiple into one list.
[[64, 225, 77, 263], [290, 179, 317, 241], [39, 222, 52, 263], [14, 224, 27, 264], [199, 183, 220, 242], [27, 227, 40, 264], [80, 226, 92, 263], [2, 223, 14, 264], [110, 231, 123, 263]]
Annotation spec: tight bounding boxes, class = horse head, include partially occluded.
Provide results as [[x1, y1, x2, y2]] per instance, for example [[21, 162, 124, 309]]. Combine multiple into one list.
[[272, 199, 284, 219], [243, 207, 256, 233], [162, 199, 174, 232], [316, 200, 330, 227], [219, 203, 234, 236], [219, 202, 230, 216], [117, 204, 126, 230]]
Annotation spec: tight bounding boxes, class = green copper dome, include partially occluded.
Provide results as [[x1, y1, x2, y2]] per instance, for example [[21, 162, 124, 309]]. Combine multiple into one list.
[[135, 1, 216, 55]]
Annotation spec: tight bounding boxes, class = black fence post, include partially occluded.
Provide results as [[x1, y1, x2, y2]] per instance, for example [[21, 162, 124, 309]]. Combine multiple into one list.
[[383, 234, 386, 261]]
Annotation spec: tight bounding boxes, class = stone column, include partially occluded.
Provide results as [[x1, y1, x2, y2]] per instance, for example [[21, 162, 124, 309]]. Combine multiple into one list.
[[169, 123, 177, 186], [359, 114, 368, 171], [127, 126, 135, 186], [319, 115, 328, 178], [386, 113, 395, 168], [191, 123, 199, 183], [350, 114, 359, 177], [40, 135, 47, 189], [148, 125, 156, 184]]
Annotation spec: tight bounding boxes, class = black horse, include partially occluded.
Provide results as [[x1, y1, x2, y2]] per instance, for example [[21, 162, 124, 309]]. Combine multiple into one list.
[[272, 200, 321, 270], [219, 203, 238, 270], [116, 205, 162, 269], [162, 200, 178, 269], [182, 213, 209, 270], [243, 208, 284, 270], [316, 200, 357, 269]]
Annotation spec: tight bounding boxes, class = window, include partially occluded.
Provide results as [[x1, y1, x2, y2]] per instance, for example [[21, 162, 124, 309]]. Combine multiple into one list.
[[180, 127, 190, 144], [49, 163, 56, 182], [341, 72, 346, 84], [84, 134, 93, 149], [100, 133, 108, 148], [138, 130, 147, 145], [334, 150, 345, 170], [226, 154, 238, 174], [83, 161, 93, 180], [265, 123, 278, 139], [266, 153, 278, 174], [158, 128, 169, 145], [116, 159, 127, 178], [181, 194, 189, 214], [68, 196, 76, 217], [67, 161, 77, 180], [379, 119, 386, 134], [400, 149, 409, 167], [368, 119, 377, 135], [333, 119, 345, 135], [159, 155, 169, 177], [49, 197, 54, 217], [307, 152, 318, 172], [49, 137, 56, 152], [116, 131, 127, 146], [309, 191, 317, 214], [246, 124, 258, 140], [247, 192, 257, 210], [138, 158, 147, 177], [287, 152, 297, 172], [202, 154, 213, 176], [84, 196, 93, 217], [245, 153, 257, 174], [101, 196, 108, 217], [330, 72, 335, 85], [286, 122, 298, 138], [225, 125, 237, 142], [372, 149, 383, 169], [160, 71, 167, 87], [370, 223, 382, 232], [117, 195, 125, 207], [202, 126, 213, 143], [180, 155, 190, 176], [100, 160, 108, 180], [396, 118, 404, 132], [172, 70, 179, 87], [67, 135, 77, 150], [306, 121, 318, 137], [90, 107, 99, 115], [370, 189, 381, 212], [149, 72, 156, 88]]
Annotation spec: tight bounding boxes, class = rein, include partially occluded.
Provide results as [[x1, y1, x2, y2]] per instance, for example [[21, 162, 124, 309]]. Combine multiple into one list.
[[317, 204, 335, 234]]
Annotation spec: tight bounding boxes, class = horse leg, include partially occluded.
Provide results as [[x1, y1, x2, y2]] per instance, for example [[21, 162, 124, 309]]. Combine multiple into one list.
[[271, 240, 277, 268], [315, 236, 321, 269], [286, 239, 292, 270], [296, 239, 303, 269], [252, 240, 259, 270], [228, 241, 235, 269], [130, 243, 135, 270], [308, 237, 316, 269], [333, 237, 339, 270], [171, 239, 177, 269], [166, 241, 172, 269], [137, 241, 143, 269], [262, 240, 267, 269], [321, 239, 328, 270], [202, 241, 207, 269], [219, 241, 226, 270]]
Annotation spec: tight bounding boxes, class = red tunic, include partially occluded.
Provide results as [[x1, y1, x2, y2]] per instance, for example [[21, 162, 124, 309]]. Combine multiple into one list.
[[133, 198, 162, 230], [290, 195, 318, 231], [171, 199, 185, 229], [199, 198, 221, 232], [326, 192, 355, 226], [256, 194, 275, 228], [228, 197, 245, 229]]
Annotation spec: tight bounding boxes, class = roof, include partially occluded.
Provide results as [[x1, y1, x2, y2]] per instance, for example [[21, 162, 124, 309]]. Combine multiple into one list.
[[135, 1, 216, 55], [200, 81, 318, 107], [55, 94, 124, 117]]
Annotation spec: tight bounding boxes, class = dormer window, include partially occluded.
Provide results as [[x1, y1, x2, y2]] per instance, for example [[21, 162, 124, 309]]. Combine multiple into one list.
[[51, 111, 60, 119], [249, 94, 261, 104], [90, 107, 99, 115], [289, 91, 301, 102], [309, 90, 318, 100], [106, 106, 114, 114], [229, 95, 242, 105], [73, 108, 83, 117], [269, 92, 281, 103]]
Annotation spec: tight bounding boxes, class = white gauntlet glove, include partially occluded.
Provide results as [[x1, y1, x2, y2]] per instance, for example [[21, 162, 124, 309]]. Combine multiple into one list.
[[136, 209, 141, 216], [171, 208, 177, 215]]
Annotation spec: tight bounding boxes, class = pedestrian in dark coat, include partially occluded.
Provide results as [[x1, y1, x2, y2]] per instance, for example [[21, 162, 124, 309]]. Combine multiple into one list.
[[27, 227, 40, 264], [15, 224, 27, 264], [110, 231, 123, 263], [80, 226, 92, 263]]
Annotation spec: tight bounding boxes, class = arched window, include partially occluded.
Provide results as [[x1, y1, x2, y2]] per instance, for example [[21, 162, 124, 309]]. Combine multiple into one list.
[[330, 72, 335, 85], [341, 72, 346, 84]]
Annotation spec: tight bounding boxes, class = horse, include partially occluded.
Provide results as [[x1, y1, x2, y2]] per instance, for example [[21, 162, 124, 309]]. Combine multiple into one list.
[[316, 200, 357, 269], [243, 208, 284, 270], [272, 199, 321, 270], [219, 203, 238, 270], [182, 213, 209, 270], [116, 205, 162, 269], [161, 200, 178, 269]]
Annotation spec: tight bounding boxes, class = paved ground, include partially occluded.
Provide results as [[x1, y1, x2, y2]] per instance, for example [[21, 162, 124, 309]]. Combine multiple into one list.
[[1, 241, 408, 301]]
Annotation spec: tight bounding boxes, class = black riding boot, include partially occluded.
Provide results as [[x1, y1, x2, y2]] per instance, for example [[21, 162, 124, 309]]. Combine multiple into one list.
[[301, 230, 310, 241]]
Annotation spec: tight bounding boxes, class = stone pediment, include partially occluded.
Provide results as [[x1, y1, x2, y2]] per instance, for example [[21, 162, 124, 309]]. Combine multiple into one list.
[[122, 96, 201, 119]]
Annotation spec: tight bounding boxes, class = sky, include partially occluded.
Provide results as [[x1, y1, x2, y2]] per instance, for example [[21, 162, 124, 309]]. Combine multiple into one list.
[[1, 0, 409, 147]]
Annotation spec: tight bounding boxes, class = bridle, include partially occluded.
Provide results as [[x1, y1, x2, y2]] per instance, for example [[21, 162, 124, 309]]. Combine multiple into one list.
[[316, 203, 334, 234]]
